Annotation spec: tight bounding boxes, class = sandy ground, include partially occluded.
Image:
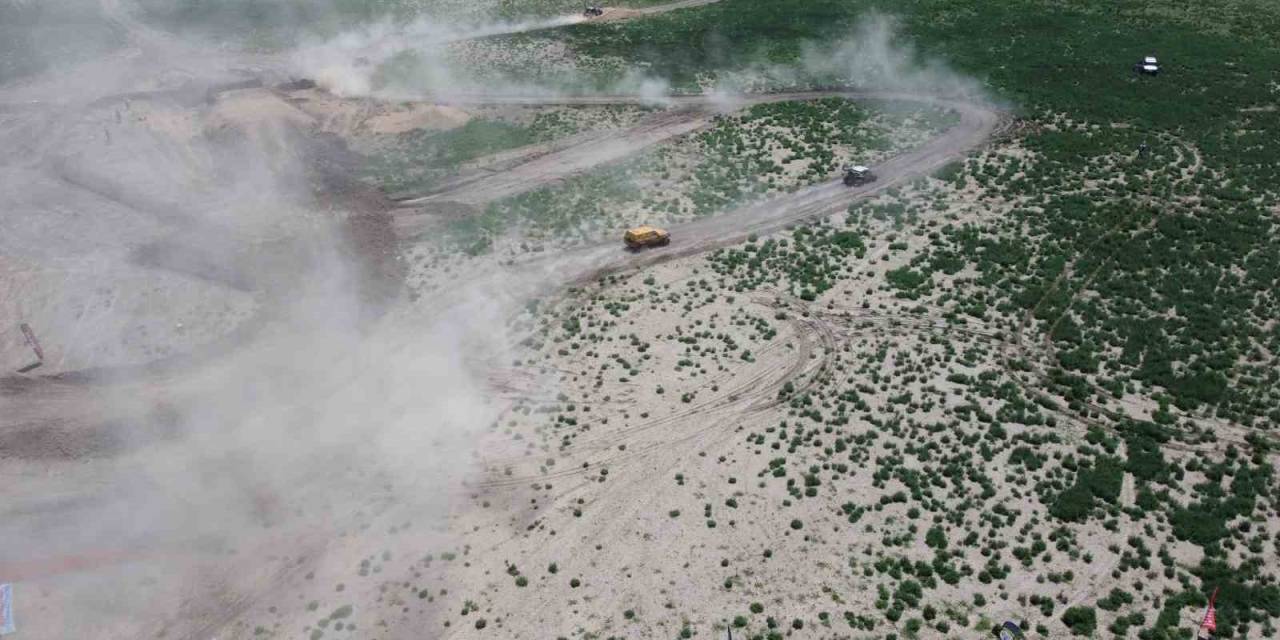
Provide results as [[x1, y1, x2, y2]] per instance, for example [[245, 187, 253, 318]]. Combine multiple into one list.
[[14, 1, 1268, 639], [169, 137, 1278, 640], [0, 79, 999, 639], [0, 2, 1032, 639], [287, 88, 473, 137], [394, 107, 710, 210], [377, 147, 1268, 638]]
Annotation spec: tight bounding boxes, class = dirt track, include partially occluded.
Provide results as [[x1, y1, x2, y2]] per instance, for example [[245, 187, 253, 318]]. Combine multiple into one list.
[[394, 107, 708, 212], [395, 91, 998, 237]]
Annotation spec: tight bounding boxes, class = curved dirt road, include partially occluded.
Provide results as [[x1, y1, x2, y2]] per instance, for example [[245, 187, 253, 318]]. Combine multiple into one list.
[[394, 106, 711, 212], [394, 91, 994, 229]]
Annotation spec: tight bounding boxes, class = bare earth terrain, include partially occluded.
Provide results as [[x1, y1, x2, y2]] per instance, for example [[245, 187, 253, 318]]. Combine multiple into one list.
[[3, 1, 1276, 639], [0, 45, 997, 640]]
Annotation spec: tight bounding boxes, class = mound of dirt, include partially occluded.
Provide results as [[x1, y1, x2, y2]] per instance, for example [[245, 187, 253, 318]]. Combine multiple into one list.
[[285, 88, 471, 138], [366, 104, 471, 134], [595, 6, 643, 20], [205, 89, 316, 136]]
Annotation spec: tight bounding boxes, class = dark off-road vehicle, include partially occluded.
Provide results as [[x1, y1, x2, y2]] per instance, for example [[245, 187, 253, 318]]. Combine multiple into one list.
[[843, 164, 876, 186]]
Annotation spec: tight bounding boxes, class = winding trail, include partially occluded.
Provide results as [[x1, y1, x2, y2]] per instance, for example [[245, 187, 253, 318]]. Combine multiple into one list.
[[393, 106, 711, 211], [429, 90, 999, 274], [393, 91, 992, 218]]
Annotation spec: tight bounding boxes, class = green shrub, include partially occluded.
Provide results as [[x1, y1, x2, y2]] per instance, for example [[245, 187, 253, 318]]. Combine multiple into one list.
[[1061, 606, 1096, 636]]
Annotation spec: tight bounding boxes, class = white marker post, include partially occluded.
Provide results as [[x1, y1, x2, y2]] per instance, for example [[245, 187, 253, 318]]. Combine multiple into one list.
[[0, 583, 14, 635]]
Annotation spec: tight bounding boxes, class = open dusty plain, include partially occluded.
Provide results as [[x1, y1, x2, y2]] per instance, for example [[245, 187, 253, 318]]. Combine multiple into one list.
[[3, 0, 1278, 639]]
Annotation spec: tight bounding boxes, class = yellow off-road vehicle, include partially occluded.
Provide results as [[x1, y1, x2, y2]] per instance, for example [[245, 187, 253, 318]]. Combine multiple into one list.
[[624, 225, 670, 250]]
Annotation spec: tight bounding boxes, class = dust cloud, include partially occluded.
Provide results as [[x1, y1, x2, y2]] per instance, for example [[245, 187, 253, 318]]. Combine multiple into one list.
[[288, 9, 680, 100], [291, 13, 584, 97], [0, 2, 987, 637], [0, 1, 537, 637], [799, 13, 987, 99], [701, 11, 991, 105]]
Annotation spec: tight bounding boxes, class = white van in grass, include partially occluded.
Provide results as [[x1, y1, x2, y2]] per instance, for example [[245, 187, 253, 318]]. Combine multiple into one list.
[[1135, 55, 1160, 75]]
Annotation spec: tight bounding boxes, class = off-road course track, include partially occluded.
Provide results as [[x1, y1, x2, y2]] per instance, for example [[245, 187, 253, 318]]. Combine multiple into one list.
[[0, 1, 1004, 638]]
